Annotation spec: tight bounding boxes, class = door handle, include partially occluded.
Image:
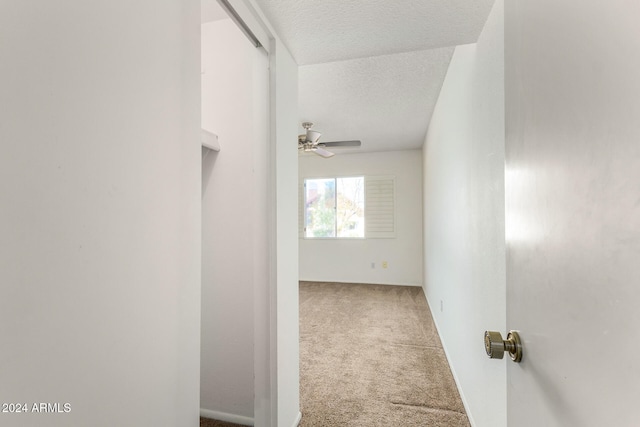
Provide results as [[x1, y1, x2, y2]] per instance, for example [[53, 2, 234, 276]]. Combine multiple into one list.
[[484, 330, 523, 363]]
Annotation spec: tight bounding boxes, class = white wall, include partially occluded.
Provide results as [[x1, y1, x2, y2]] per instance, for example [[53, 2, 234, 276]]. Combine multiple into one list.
[[201, 18, 269, 423], [504, 1, 640, 426], [272, 38, 302, 427], [299, 150, 423, 286], [422, 1, 505, 427], [0, 1, 201, 426]]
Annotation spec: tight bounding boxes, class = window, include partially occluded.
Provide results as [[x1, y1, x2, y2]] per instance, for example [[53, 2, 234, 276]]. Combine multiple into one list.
[[300, 175, 396, 239], [304, 177, 365, 238]]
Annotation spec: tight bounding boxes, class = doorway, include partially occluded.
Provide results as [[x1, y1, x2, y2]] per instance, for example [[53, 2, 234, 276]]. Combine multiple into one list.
[[200, 1, 270, 425]]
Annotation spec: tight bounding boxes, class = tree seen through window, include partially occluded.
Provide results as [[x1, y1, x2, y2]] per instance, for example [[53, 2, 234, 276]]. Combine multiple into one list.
[[304, 177, 364, 238]]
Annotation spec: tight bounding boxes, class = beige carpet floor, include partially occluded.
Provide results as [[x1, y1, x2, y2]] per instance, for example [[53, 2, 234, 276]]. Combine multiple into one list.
[[299, 281, 470, 427]]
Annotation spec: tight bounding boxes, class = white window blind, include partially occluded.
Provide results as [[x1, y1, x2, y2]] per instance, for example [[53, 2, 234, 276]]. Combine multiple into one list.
[[365, 176, 396, 238]]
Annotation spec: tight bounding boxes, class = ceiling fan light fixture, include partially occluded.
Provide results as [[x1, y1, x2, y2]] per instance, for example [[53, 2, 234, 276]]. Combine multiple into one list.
[[297, 121, 359, 159], [306, 129, 322, 144]]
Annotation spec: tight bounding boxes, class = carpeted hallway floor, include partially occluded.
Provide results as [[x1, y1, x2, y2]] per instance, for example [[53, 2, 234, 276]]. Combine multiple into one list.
[[201, 281, 469, 427], [299, 281, 470, 427]]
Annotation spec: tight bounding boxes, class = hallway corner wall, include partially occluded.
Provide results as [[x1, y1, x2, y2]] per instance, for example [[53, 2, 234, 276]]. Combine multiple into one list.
[[273, 36, 302, 427], [422, 1, 506, 426], [0, 1, 201, 426]]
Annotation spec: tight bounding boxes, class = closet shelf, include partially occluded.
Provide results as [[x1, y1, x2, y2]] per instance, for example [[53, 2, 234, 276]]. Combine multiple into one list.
[[201, 128, 220, 151]]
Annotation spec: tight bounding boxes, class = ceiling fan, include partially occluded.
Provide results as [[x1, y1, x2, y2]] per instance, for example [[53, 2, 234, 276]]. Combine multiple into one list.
[[298, 122, 361, 158]]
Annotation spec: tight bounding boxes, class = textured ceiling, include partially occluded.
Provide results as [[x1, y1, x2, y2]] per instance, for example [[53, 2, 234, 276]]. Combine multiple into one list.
[[252, 0, 495, 154], [254, 0, 495, 65], [299, 48, 454, 153]]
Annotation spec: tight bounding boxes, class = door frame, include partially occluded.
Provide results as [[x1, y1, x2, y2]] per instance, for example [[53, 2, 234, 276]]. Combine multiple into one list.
[[210, 2, 300, 426]]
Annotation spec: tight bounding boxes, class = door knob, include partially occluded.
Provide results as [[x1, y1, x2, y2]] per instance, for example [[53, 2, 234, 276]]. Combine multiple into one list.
[[484, 330, 523, 363]]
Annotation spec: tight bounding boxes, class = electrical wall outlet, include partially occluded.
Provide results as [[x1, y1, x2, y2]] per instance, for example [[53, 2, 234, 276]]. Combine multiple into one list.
[[371, 262, 375, 269], [440, 300, 444, 312], [382, 261, 388, 269]]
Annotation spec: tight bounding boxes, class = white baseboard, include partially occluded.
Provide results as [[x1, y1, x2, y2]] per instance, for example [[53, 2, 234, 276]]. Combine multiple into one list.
[[299, 279, 423, 287], [291, 411, 302, 427], [200, 408, 254, 426]]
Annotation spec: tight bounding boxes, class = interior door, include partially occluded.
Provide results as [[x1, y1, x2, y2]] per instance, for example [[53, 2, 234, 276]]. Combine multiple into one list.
[[504, 1, 640, 426]]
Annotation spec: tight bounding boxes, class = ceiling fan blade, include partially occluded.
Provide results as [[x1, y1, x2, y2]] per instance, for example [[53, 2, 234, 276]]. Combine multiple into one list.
[[314, 147, 335, 158], [322, 140, 361, 147]]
